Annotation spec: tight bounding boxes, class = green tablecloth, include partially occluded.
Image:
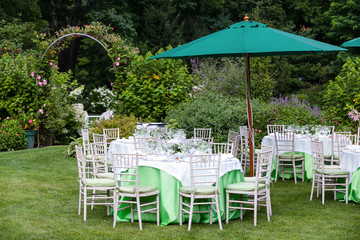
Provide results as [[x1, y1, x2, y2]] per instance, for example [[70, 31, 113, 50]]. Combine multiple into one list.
[[115, 167, 244, 226], [270, 152, 313, 182], [336, 167, 360, 204]]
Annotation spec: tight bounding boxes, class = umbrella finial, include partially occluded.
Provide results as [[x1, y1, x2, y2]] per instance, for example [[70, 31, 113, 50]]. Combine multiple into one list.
[[244, 14, 249, 21]]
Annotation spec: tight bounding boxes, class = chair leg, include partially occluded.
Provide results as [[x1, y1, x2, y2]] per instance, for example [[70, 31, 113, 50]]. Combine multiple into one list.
[[131, 200, 134, 223], [266, 189, 271, 221], [156, 193, 160, 226], [254, 192, 258, 227], [310, 175, 315, 201], [292, 161, 297, 184], [215, 193, 223, 230], [302, 161, 305, 182], [322, 175, 325, 205], [179, 195, 183, 226], [188, 195, 194, 231], [226, 192, 229, 224], [91, 189, 95, 211], [268, 189, 272, 216], [345, 177, 349, 204], [136, 195, 143, 230], [275, 158, 279, 182], [113, 192, 118, 227], [240, 194, 243, 220], [84, 188, 87, 221], [78, 185, 82, 215]]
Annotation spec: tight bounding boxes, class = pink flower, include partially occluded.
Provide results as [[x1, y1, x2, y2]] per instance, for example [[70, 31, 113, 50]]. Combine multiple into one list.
[[43, 80, 47, 85], [38, 82, 43, 87], [16, 134, 18, 136], [125, 60, 127, 64], [117, 57, 120, 61], [43, 104, 46, 107], [54, 65, 57, 69], [37, 75, 41, 80], [30, 72, 34, 77], [6, 117, 9, 119], [28, 120, 32, 123], [110, 82, 113, 86], [39, 109, 44, 114], [49, 62, 53, 66], [115, 62, 119, 66], [259, 130, 262, 133]]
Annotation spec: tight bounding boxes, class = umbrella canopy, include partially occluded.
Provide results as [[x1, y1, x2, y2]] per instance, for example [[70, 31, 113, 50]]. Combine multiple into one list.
[[341, 37, 360, 47], [149, 15, 347, 176]]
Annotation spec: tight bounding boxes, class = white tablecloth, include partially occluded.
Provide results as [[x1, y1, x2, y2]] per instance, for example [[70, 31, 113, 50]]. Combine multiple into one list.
[[262, 134, 333, 156], [340, 146, 360, 182], [109, 140, 242, 186]]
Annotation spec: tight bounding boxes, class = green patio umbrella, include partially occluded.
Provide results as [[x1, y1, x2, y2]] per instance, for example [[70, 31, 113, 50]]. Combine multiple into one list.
[[150, 15, 347, 176], [341, 37, 360, 47]]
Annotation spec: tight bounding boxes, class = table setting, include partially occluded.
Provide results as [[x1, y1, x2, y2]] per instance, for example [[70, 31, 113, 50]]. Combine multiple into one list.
[[109, 128, 244, 225]]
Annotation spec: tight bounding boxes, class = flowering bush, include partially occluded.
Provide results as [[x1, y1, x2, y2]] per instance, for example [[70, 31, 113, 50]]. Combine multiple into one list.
[[264, 95, 324, 129], [0, 118, 27, 151], [86, 86, 115, 114], [348, 109, 360, 122]]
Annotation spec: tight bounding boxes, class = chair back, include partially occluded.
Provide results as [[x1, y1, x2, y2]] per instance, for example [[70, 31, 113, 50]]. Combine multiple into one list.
[[274, 130, 295, 157], [194, 128, 213, 142], [189, 154, 221, 191], [336, 133, 357, 160], [76, 146, 86, 182], [93, 133, 106, 144], [311, 139, 325, 172], [92, 142, 108, 173], [133, 136, 155, 152], [81, 129, 91, 155], [112, 153, 139, 190], [267, 124, 285, 135], [103, 128, 120, 140], [255, 145, 274, 187], [210, 142, 234, 156], [227, 130, 240, 155]]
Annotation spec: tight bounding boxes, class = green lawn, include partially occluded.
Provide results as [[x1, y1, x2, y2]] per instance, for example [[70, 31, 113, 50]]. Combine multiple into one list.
[[1, 146, 360, 240]]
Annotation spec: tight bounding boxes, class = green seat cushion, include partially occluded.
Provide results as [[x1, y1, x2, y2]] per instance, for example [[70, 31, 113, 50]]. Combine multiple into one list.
[[315, 169, 350, 175], [97, 172, 114, 179], [225, 182, 266, 191], [118, 185, 157, 194], [278, 152, 303, 159], [85, 155, 105, 160], [180, 185, 217, 195], [99, 159, 113, 166], [244, 177, 266, 183], [85, 178, 115, 187]]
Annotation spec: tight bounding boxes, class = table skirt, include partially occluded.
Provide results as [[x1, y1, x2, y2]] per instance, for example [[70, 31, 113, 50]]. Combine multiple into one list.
[[115, 167, 244, 226]]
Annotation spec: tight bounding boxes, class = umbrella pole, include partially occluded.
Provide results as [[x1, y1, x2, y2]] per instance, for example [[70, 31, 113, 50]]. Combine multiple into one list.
[[245, 53, 254, 177]]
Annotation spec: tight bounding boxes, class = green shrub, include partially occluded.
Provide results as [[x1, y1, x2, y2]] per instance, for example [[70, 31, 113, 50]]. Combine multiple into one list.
[[323, 57, 360, 133], [90, 114, 140, 138], [113, 48, 194, 121], [64, 137, 83, 158], [165, 93, 272, 147], [0, 118, 26, 151]]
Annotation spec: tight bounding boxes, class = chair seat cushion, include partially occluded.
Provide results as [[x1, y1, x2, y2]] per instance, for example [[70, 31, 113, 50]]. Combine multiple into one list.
[[118, 185, 157, 194], [99, 159, 113, 166], [96, 172, 114, 179], [85, 155, 105, 160], [244, 177, 266, 183], [315, 169, 350, 175], [278, 152, 303, 159], [180, 185, 217, 195], [225, 182, 266, 191], [85, 178, 115, 187]]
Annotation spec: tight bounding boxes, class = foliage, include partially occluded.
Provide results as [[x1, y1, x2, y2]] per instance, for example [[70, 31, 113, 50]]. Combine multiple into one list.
[[64, 137, 83, 158], [90, 114, 140, 138], [191, 57, 274, 100], [113, 48, 194, 121], [323, 57, 360, 133], [264, 95, 324, 127], [0, 118, 26, 151], [86, 86, 116, 114], [165, 92, 272, 146]]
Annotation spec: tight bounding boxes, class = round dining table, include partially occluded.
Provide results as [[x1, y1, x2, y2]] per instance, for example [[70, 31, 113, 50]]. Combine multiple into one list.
[[262, 134, 333, 181], [340, 146, 360, 203], [109, 138, 244, 226]]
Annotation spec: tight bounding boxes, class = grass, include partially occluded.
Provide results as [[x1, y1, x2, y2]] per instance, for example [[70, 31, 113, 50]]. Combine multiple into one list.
[[1, 146, 360, 240]]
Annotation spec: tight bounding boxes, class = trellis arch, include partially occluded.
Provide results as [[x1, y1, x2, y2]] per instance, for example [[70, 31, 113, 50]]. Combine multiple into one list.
[[41, 33, 109, 61]]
